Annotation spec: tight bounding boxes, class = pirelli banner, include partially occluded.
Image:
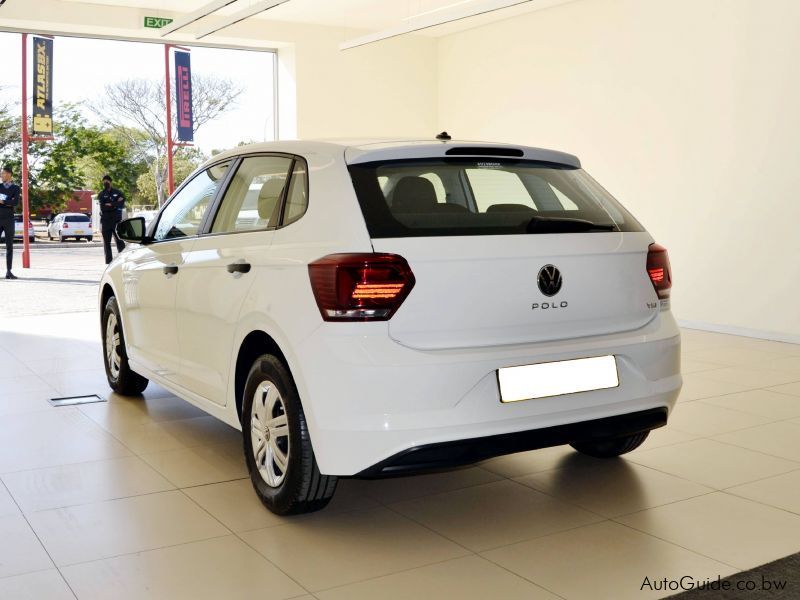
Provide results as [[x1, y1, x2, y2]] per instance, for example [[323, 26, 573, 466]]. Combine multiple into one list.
[[174, 51, 194, 142], [32, 37, 54, 136]]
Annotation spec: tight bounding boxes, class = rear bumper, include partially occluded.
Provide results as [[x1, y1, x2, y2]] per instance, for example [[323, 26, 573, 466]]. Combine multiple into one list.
[[356, 407, 668, 477], [295, 312, 681, 475]]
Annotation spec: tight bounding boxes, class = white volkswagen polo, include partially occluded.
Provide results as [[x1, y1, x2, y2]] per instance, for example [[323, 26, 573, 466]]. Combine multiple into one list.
[[100, 138, 681, 515]]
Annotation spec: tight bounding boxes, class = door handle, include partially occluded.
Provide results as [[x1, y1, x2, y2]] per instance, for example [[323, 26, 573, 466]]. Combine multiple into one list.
[[226, 262, 251, 274], [163, 265, 179, 276]]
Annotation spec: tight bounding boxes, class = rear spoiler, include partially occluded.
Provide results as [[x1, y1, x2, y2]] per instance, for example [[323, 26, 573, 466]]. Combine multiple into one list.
[[345, 142, 581, 168]]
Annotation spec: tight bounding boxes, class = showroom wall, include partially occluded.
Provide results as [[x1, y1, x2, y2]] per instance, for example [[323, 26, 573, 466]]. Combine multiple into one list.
[[437, 0, 800, 342], [276, 25, 438, 140], [174, 18, 440, 141]]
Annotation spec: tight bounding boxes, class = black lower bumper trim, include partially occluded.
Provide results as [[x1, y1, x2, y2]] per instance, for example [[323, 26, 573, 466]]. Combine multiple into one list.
[[355, 407, 668, 478]]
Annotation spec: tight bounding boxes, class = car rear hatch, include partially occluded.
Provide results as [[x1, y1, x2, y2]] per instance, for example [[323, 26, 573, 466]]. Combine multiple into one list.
[[346, 145, 658, 350]]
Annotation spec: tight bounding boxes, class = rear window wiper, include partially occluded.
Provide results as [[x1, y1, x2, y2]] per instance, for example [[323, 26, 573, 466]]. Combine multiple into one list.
[[525, 216, 618, 233]]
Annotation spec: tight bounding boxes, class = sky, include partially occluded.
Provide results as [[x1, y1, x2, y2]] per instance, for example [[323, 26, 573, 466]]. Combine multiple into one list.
[[0, 32, 276, 156]]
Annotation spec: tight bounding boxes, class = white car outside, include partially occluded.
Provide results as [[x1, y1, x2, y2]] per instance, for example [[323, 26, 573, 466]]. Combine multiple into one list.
[[48, 212, 93, 241], [0, 215, 35, 242], [100, 138, 681, 515]]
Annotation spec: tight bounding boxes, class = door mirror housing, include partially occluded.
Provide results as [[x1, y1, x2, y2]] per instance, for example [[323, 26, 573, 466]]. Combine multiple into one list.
[[116, 217, 148, 244]]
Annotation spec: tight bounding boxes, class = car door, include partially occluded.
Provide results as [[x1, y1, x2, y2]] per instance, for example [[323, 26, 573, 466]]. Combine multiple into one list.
[[174, 154, 295, 406], [119, 160, 232, 379]]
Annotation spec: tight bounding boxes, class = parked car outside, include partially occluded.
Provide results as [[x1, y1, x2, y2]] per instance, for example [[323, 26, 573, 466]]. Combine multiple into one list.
[[0, 214, 35, 243], [99, 138, 681, 515], [48, 212, 94, 242]]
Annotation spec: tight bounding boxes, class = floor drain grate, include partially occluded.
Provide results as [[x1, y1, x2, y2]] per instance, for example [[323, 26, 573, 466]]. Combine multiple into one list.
[[48, 394, 107, 407]]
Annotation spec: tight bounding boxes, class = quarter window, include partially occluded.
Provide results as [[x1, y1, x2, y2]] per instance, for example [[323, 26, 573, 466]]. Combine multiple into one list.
[[154, 161, 231, 241], [282, 161, 308, 226], [211, 156, 293, 234]]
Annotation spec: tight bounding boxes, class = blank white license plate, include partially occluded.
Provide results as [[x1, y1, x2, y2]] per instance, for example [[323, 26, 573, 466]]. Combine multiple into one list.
[[498, 355, 619, 402]]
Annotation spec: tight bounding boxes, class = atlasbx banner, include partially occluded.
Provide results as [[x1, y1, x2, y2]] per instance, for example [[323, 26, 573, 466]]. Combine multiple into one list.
[[32, 37, 54, 136], [174, 51, 194, 142]]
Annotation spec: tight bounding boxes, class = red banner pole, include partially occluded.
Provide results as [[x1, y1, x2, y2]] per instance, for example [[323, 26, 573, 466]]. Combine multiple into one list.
[[164, 44, 175, 201], [21, 33, 30, 269]]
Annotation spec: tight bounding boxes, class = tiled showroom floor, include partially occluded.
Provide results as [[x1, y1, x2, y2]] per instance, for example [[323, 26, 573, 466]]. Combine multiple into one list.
[[2, 310, 800, 599]]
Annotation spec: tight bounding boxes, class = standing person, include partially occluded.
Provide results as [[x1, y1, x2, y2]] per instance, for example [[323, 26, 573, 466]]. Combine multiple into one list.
[[98, 175, 126, 265], [0, 166, 21, 280]]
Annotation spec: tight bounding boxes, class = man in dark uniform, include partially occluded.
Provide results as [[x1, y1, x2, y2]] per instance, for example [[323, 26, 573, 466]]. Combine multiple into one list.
[[0, 166, 21, 280], [98, 174, 126, 264]]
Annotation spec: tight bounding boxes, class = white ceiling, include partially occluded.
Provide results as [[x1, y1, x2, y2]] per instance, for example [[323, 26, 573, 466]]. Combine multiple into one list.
[[52, 0, 574, 35]]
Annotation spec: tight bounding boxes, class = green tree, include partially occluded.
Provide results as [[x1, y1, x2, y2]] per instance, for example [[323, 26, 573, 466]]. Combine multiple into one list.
[[79, 127, 150, 198], [0, 103, 151, 213]]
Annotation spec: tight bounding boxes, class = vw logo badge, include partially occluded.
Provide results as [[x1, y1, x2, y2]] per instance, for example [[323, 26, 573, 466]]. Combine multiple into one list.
[[537, 265, 563, 297]]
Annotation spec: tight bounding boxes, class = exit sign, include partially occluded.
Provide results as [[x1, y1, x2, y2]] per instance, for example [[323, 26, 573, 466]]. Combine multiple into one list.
[[144, 16, 173, 29]]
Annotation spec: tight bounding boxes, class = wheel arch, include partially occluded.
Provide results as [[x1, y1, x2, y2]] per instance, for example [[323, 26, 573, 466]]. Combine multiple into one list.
[[100, 283, 115, 323], [234, 330, 291, 424]]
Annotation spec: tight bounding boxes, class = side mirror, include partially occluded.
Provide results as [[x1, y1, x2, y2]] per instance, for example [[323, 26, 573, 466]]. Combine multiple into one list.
[[116, 217, 147, 244]]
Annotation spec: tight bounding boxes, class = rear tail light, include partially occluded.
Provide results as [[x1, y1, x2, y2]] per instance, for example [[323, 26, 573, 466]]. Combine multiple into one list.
[[63, 223, 69, 228], [647, 243, 672, 299], [308, 253, 416, 321]]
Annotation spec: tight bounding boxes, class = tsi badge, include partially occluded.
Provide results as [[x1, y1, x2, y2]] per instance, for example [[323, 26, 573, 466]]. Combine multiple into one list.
[[533, 264, 568, 310]]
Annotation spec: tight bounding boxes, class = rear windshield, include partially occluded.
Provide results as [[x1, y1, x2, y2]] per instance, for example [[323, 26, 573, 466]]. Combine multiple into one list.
[[348, 158, 643, 237], [65, 215, 90, 222]]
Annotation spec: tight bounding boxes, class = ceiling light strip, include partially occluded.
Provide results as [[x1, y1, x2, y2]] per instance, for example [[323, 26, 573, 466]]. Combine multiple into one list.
[[194, 0, 291, 39], [340, 0, 535, 50], [160, 0, 241, 37]]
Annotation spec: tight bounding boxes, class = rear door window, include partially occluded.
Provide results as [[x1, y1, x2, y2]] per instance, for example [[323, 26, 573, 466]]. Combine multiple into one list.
[[210, 156, 293, 234]]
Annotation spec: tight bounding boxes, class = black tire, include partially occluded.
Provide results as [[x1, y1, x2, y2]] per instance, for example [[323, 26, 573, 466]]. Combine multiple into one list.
[[59, 236, 64, 243], [87, 237, 93, 242], [102, 296, 149, 396], [570, 431, 650, 458], [29, 237, 35, 243], [242, 354, 337, 515]]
